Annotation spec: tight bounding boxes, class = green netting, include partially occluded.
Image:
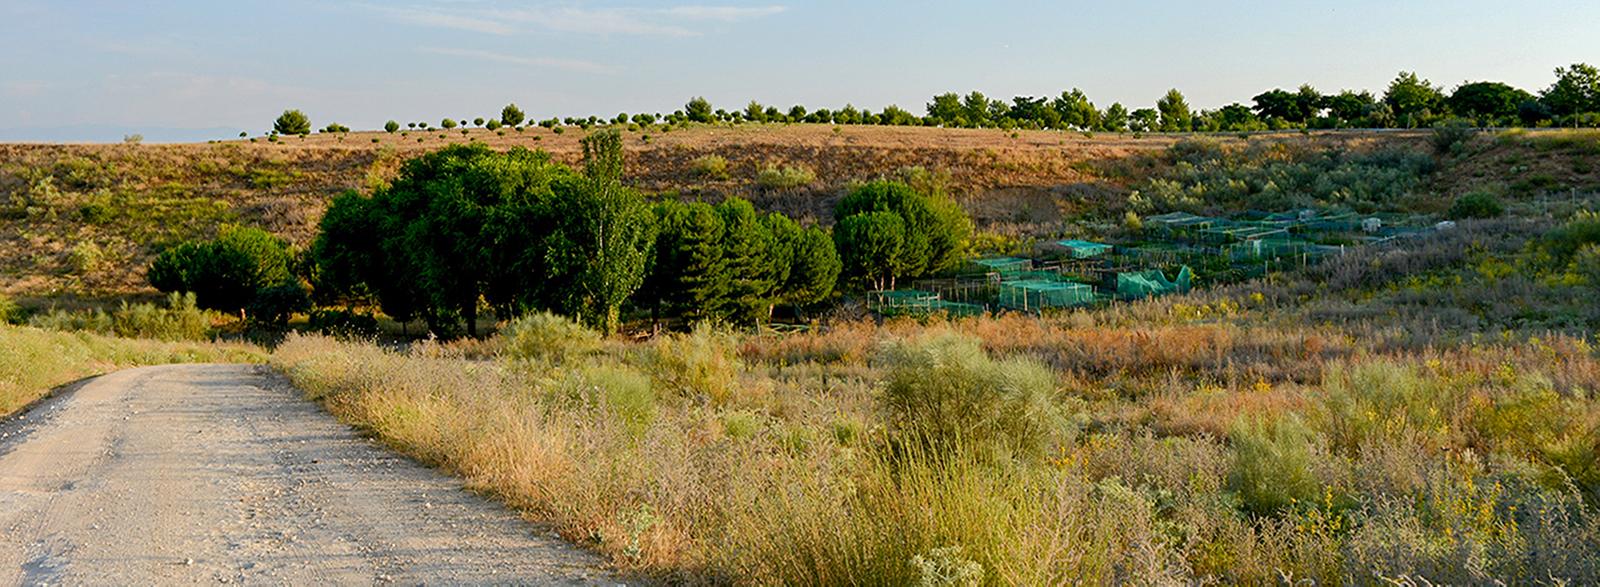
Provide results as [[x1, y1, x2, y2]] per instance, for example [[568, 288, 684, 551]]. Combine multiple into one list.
[[972, 257, 1032, 276], [999, 280, 1096, 311], [1011, 270, 1066, 282], [1227, 238, 1312, 261], [869, 290, 988, 317], [1116, 266, 1194, 299], [1055, 239, 1113, 259], [927, 300, 987, 317]]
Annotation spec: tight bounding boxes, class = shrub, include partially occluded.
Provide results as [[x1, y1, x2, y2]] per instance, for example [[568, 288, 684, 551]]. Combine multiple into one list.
[[486, 119, 503, 131], [638, 323, 743, 405], [878, 333, 1062, 461], [441, 118, 458, 129], [68, 241, 104, 274], [690, 155, 730, 179], [1431, 118, 1476, 154], [575, 364, 656, 437], [1449, 190, 1504, 219], [273, 109, 311, 135], [0, 294, 18, 324], [246, 282, 312, 328], [384, 120, 400, 133], [755, 164, 815, 190], [1227, 413, 1318, 515], [307, 308, 380, 339], [501, 103, 526, 127], [112, 292, 212, 341], [147, 226, 296, 315], [502, 312, 602, 366]]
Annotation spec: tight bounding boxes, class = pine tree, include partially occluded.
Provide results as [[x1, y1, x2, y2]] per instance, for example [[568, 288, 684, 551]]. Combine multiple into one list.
[[716, 197, 775, 324]]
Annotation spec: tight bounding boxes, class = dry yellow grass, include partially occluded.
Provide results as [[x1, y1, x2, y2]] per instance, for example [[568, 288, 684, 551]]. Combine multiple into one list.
[[0, 323, 263, 416], [272, 311, 1600, 584]]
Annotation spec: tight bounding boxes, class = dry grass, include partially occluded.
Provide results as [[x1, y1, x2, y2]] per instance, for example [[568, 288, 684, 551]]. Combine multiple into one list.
[[0, 323, 263, 416], [272, 310, 1600, 584]]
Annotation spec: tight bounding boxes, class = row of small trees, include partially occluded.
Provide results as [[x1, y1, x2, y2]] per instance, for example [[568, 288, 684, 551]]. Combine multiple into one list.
[[264, 63, 1600, 140]]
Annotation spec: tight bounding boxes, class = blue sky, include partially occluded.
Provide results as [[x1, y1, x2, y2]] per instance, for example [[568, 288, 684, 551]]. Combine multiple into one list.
[[2, 0, 1596, 141]]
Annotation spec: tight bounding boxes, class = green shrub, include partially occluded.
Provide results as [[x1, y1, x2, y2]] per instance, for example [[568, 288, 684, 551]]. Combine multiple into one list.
[[755, 163, 816, 190], [502, 312, 602, 366], [307, 308, 380, 340], [690, 154, 730, 179], [68, 241, 104, 274], [1574, 243, 1600, 287], [878, 333, 1062, 461], [147, 226, 296, 315], [638, 323, 742, 405], [562, 364, 656, 437], [1449, 189, 1505, 219], [246, 282, 312, 328], [112, 292, 212, 341], [384, 120, 400, 133], [1227, 413, 1318, 515], [1431, 118, 1476, 154], [273, 109, 311, 135], [0, 294, 18, 324]]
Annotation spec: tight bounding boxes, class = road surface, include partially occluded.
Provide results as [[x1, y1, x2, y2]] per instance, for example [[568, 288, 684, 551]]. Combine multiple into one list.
[[0, 364, 618, 586]]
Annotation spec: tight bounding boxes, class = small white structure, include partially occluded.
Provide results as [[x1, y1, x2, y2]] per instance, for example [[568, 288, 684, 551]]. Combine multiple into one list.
[[1362, 217, 1383, 233], [1434, 220, 1457, 231]]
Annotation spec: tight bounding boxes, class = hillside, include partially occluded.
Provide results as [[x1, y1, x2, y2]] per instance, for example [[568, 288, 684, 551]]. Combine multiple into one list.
[[3, 124, 1595, 302]]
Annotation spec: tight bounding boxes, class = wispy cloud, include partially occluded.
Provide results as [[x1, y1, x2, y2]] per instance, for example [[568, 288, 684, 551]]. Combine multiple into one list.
[[376, 6, 516, 35], [663, 5, 787, 22], [417, 46, 616, 74], [371, 3, 788, 37]]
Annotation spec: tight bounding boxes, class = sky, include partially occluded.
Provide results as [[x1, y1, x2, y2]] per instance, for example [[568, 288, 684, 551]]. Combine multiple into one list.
[[2, 0, 1597, 142]]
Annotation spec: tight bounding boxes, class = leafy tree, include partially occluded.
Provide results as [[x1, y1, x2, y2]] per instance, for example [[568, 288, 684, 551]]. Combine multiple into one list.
[[486, 118, 502, 130], [788, 105, 808, 121], [715, 198, 775, 323], [247, 282, 312, 328], [273, 109, 311, 135], [502, 103, 526, 127], [1052, 89, 1097, 130], [1101, 103, 1129, 132], [835, 180, 970, 286], [1384, 72, 1445, 127], [962, 91, 995, 127], [880, 105, 918, 126], [473, 117, 486, 127], [1130, 108, 1159, 132], [441, 118, 458, 129], [384, 120, 400, 133], [686, 97, 714, 123], [834, 211, 907, 290], [1324, 90, 1377, 125], [927, 92, 964, 126], [643, 200, 729, 323], [1542, 63, 1600, 118], [1157, 89, 1192, 132], [744, 100, 767, 123], [148, 226, 296, 316], [541, 130, 657, 334], [1449, 190, 1504, 219], [1215, 103, 1263, 131], [769, 217, 839, 313], [1448, 82, 1533, 123]]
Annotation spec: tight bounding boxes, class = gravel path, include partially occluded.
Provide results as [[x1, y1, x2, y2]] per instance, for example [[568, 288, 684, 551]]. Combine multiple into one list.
[[0, 364, 621, 586]]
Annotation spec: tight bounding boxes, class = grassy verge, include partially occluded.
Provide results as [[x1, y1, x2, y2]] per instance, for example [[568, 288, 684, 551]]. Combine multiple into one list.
[[273, 311, 1600, 584], [0, 323, 263, 416]]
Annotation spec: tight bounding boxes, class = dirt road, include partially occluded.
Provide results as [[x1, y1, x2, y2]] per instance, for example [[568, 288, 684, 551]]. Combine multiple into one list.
[[0, 364, 618, 586]]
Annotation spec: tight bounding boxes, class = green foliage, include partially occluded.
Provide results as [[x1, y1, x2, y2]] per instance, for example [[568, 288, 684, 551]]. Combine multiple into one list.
[[147, 226, 296, 315], [306, 308, 379, 339], [1542, 63, 1600, 117], [1130, 139, 1434, 212], [755, 164, 815, 190], [834, 211, 907, 290], [0, 294, 16, 324], [441, 118, 458, 129], [502, 103, 526, 127], [1449, 190, 1505, 219], [1228, 414, 1319, 515], [643, 200, 730, 323], [1156, 88, 1192, 132], [384, 120, 400, 133], [834, 180, 971, 289], [1384, 71, 1446, 127], [716, 198, 775, 323], [763, 213, 840, 311], [689, 155, 729, 179], [879, 333, 1062, 462], [273, 109, 311, 135], [686, 97, 714, 123], [502, 311, 602, 366], [1448, 81, 1533, 123], [1431, 118, 1476, 154], [485, 118, 502, 131], [30, 292, 212, 341], [247, 282, 312, 328]]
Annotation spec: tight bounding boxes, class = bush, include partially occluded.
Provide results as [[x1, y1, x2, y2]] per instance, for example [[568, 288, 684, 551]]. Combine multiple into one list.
[[755, 164, 816, 190], [638, 323, 743, 405], [307, 308, 380, 340], [0, 294, 18, 324], [148, 226, 296, 315], [112, 292, 212, 341], [384, 120, 400, 133], [1431, 118, 1476, 154], [502, 312, 602, 366], [246, 282, 312, 328], [273, 109, 311, 135], [1448, 190, 1505, 219], [690, 155, 729, 179], [878, 333, 1062, 461], [572, 364, 656, 437], [501, 103, 526, 127], [1227, 413, 1319, 515]]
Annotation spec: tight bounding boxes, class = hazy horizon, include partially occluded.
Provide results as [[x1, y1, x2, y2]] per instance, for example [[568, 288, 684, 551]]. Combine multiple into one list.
[[4, 0, 1598, 142]]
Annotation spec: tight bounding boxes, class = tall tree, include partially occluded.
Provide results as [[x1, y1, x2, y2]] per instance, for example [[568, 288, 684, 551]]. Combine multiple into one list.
[[1157, 89, 1192, 132], [1448, 82, 1533, 122], [686, 97, 714, 123], [643, 201, 728, 323], [1384, 72, 1445, 127], [716, 198, 776, 324], [543, 130, 657, 334], [1542, 63, 1600, 118], [1101, 103, 1129, 132]]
